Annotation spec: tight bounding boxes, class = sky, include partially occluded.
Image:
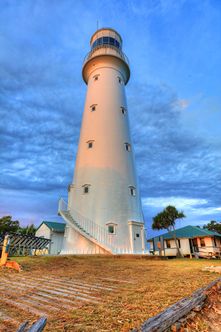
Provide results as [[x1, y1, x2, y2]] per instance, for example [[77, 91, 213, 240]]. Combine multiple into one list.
[[0, 0, 220, 238]]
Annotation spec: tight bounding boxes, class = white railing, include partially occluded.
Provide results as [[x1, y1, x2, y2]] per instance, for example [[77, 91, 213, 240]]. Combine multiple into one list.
[[83, 44, 130, 68], [58, 198, 131, 253]]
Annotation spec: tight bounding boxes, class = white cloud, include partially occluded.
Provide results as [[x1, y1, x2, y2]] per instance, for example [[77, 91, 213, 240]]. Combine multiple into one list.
[[142, 196, 221, 218], [142, 196, 208, 209]]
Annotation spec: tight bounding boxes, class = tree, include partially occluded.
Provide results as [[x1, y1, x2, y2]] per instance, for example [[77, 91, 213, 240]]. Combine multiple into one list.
[[152, 205, 186, 257], [19, 224, 36, 236], [0, 216, 20, 234], [203, 220, 221, 234]]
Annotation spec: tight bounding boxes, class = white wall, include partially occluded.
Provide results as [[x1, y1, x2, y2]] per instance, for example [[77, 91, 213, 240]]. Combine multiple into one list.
[[36, 224, 50, 239], [36, 224, 64, 255]]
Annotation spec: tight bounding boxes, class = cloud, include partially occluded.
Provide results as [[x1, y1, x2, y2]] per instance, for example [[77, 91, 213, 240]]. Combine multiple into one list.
[[142, 197, 208, 209], [0, 0, 220, 229]]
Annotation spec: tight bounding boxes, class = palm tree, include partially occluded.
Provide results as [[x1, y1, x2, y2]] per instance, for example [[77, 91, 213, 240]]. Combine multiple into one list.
[[152, 205, 185, 257]]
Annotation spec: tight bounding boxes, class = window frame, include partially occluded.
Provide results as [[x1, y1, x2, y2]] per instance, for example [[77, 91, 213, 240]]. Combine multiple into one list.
[[82, 184, 90, 194], [200, 238, 206, 247], [90, 104, 97, 112], [106, 223, 117, 235], [117, 76, 123, 84], [129, 186, 136, 196], [87, 140, 94, 149], [125, 142, 131, 152], [93, 74, 99, 81], [121, 106, 127, 115]]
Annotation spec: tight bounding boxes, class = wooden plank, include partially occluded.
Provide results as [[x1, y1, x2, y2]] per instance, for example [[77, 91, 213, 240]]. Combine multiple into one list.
[[1, 298, 47, 317], [17, 317, 47, 332], [28, 317, 47, 332], [138, 277, 221, 332], [16, 321, 29, 332]]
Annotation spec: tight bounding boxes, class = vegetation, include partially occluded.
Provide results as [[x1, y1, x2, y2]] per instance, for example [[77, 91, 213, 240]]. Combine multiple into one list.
[[152, 205, 185, 257], [203, 220, 221, 234], [0, 215, 36, 235], [0, 255, 220, 332]]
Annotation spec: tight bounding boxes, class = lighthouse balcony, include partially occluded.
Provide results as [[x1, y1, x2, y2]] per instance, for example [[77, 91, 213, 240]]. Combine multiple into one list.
[[83, 44, 129, 68]]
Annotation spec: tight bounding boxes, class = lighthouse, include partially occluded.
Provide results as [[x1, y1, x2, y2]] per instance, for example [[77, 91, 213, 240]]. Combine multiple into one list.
[[59, 28, 145, 254]]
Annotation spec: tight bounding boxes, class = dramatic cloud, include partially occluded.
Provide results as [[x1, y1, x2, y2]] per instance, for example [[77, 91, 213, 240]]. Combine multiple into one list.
[[0, 0, 220, 236]]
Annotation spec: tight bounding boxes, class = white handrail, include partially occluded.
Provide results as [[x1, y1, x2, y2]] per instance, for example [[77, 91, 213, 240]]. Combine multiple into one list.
[[58, 198, 130, 253]]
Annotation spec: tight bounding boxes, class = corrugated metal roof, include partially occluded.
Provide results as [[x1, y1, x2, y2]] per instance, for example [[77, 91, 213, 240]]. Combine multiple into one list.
[[38, 221, 65, 233], [148, 225, 221, 242]]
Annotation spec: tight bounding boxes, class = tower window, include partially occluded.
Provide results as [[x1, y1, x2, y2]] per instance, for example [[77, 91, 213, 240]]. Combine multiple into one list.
[[90, 104, 97, 112], [82, 184, 90, 194], [125, 143, 131, 152], [129, 186, 136, 196], [117, 76, 123, 84], [106, 223, 117, 235], [121, 107, 126, 115], [93, 74, 99, 81], [87, 140, 94, 148]]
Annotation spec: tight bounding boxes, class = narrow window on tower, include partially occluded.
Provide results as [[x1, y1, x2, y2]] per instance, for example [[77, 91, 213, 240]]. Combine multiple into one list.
[[106, 223, 117, 235], [82, 184, 90, 194], [129, 186, 136, 196], [121, 107, 126, 115], [117, 76, 123, 84], [125, 143, 131, 152], [90, 104, 97, 112], [93, 74, 100, 81], [87, 140, 94, 149]]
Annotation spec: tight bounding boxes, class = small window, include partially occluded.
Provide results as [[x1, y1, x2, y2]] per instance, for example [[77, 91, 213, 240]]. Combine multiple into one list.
[[90, 104, 97, 112], [87, 140, 94, 149], [136, 233, 140, 238], [82, 184, 90, 194], [121, 107, 126, 115], [129, 186, 136, 196], [165, 240, 171, 248], [93, 75, 99, 81], [107, 224, 116, 234], [200, 238, 205, 247], [117, 76, 123, 84], [108, 225, 115, 234], [125, 143, 131, 152]]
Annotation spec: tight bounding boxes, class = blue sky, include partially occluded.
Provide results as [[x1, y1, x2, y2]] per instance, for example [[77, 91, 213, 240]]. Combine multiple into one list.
[[0, 0, 220, 237]]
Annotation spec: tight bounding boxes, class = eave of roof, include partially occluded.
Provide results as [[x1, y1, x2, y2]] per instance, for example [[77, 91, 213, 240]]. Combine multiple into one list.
[[36, 221, 65, 233], [147, 225, 221, 242]]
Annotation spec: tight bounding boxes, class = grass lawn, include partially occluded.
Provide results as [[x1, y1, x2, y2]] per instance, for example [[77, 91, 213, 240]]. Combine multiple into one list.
[[0, 255, 221, 331]]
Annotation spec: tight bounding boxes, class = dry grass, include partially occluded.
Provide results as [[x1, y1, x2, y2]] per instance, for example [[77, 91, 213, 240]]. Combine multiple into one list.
[[1, 255, 221, 331]]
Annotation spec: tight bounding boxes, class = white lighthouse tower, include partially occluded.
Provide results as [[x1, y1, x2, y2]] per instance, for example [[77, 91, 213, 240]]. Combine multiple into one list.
[[59, 28, 145, 254]]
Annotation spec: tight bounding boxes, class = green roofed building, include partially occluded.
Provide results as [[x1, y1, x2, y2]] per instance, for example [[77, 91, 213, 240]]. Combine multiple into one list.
[[147, 225, 221, 258], [36, 221, 66, 255]]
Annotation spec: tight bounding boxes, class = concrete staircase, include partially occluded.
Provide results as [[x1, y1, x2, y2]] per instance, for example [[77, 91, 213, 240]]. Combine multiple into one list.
[[58, 199, 114, 254]]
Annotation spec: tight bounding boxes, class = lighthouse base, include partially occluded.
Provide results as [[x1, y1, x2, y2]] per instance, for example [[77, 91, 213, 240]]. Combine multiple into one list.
[[60, 226, 110, 255]]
